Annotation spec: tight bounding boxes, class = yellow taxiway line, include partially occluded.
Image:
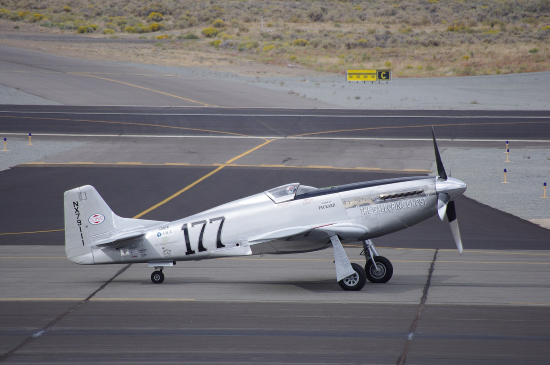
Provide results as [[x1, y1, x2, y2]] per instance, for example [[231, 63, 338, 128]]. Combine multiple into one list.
[[0, 229, 64, 236], [132, 139, 274, 219], [69, 73, 213, 107]]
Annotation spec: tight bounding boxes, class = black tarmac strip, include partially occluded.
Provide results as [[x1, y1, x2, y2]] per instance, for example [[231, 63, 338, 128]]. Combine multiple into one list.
[[1, 165, 548, 250], [1, 106, 550, 139], [1, 301, 549, 364]]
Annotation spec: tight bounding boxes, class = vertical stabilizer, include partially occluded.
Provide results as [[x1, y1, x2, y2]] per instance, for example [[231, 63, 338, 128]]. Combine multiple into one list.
[[64, 186, 94, 264]]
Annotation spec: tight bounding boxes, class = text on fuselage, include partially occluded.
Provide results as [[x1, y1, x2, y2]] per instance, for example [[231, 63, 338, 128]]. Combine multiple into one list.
[[360, 197, 426, 215]]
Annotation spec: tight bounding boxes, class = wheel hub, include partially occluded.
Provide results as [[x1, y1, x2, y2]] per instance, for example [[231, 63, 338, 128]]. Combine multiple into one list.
[[343, 272, 359, 286], [370, 263, 386, 279]]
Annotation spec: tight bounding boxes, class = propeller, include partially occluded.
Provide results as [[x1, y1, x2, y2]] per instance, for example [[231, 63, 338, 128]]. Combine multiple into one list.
[[432, 127, 464, 254]]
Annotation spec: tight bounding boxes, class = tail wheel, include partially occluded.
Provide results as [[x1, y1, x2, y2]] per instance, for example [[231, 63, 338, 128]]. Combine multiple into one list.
[[338, 263, 366, 291], [365, 256, 393, 283], [151, 270, 164, 284]]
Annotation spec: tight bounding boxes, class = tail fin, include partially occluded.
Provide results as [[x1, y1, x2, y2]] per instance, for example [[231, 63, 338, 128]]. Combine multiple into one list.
[[64, 185, 165, 264]]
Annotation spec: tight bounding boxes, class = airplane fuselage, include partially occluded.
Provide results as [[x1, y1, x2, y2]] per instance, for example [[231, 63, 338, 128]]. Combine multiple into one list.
[[89, 176, 455, 265]]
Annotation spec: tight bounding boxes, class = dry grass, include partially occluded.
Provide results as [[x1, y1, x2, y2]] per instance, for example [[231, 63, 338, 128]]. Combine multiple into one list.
[[0, 0, 549, 77]]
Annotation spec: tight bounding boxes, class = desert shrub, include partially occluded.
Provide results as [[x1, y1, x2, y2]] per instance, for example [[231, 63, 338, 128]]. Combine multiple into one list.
[[114, 17, 127, 27], [147, 12, 163, 22], [198, 6, 224, 23], [398, 27, 412, 34], [124, 26, 136, 33], [447, 25, 473, 33], [263, 44, 276, 51], [210, 39, 222, 47], [103, 29, 114, 34], [529, 48, 539, 53], [106, 23, 116, 30], [9, 12, 23, 21], [29, 13, 45, 23], [157, 34, 170, 39], [177, 32, 198, 39], [63, 6, 71, 13], [212, 19, 224, 28], [149, 23, 165, 32], [40, 20, 54, 28], [201, 27, 219, 38], [292, 38, 309, 46], [385, 61, 392, 68], [76, 25, 94, 34], [238, 26, 249, 33], [308, 7, 326, 22]]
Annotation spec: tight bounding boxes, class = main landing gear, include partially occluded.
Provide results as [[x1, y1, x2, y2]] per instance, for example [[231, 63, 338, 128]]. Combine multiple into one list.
[[361, 239, 393, 283]]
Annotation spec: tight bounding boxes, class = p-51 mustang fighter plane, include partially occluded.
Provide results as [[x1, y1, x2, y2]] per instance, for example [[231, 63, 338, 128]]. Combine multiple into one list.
[[64, 130, 466, 291]]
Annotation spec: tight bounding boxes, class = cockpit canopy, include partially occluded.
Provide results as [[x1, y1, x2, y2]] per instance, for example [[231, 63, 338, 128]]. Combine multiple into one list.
[[264, 183, 317, 203]]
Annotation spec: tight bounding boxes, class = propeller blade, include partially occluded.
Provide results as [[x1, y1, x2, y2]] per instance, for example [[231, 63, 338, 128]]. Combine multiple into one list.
[[432, 127, 448, 180], [437, 193, 450, 221], [446, 201, 463, 253]]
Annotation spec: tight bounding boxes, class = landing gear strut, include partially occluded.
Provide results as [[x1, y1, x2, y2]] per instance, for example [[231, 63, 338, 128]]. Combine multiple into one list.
[[361, 240, 393, 283]]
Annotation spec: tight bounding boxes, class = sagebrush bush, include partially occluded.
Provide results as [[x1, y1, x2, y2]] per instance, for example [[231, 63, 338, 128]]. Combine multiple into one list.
[[292, 38, 309, 46], [147, 12, 163, 22], [201, 27, 219, 38], [103, 29, 114, 34], [212, 19, 224, 28], [124, 26, 136, 33]]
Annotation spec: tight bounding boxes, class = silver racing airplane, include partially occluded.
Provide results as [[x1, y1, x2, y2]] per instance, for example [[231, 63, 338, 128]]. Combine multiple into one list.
[[64, 130, 466, 291]]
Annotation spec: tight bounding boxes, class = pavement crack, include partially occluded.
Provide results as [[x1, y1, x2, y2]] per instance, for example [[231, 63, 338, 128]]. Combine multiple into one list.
[[0, 264, 131, 362], [396, 249, 438, 365]]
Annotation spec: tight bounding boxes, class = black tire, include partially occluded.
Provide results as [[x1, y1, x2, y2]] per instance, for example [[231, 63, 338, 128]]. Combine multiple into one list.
[[151, 270, 164, 284], [365, 256, 393, 283], [338, 263, 366, 291]]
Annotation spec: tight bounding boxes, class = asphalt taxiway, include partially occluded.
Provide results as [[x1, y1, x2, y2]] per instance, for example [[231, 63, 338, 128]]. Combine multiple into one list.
[[1, 43, 549, 363]]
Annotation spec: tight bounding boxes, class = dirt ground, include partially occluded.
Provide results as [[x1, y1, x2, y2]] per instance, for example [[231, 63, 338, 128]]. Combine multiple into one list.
[[0, 20, 325, 78]]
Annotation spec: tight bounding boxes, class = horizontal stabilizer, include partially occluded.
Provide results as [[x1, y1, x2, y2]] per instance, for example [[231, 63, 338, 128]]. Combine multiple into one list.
[[89, 228, 147, 247]]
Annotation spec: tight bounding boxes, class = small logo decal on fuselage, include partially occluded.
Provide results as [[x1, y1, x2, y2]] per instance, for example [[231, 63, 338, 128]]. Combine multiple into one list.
[[88, 213, 105, 225]]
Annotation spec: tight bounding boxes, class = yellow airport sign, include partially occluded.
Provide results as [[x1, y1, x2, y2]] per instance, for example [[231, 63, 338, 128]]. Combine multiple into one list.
[[346, 69, 391, 82]]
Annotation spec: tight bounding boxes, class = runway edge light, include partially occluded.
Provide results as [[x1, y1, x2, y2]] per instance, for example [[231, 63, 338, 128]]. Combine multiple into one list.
[[505, 140, 509, 153], [502, 168, 508, 184], [505, 149, 510, 162], [2, 137, 8, 152], [542, 183, 548, 199], [29, 133, 32, 146]]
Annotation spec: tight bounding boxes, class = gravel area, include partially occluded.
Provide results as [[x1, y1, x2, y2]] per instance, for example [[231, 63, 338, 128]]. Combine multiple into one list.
[[0, 84, 62, 105], [116, 62, 550, 110], [437, 147, 550, 228], [0, 136, 85, 171]]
